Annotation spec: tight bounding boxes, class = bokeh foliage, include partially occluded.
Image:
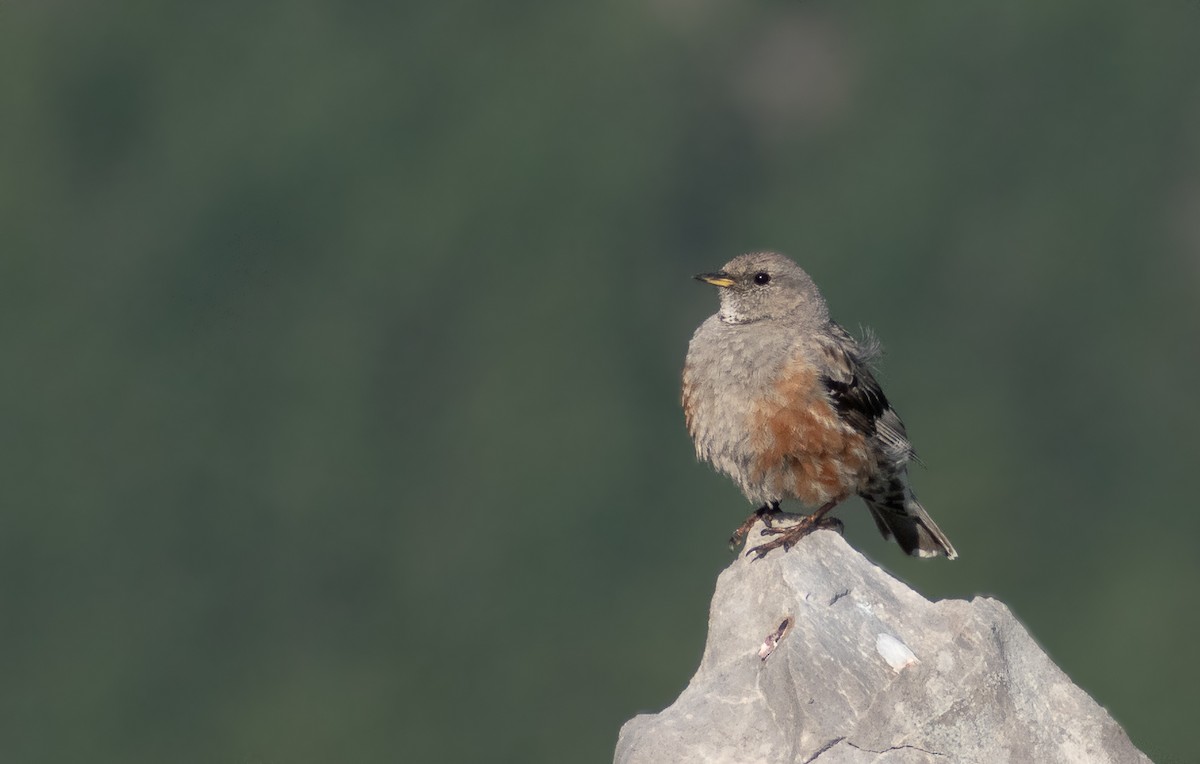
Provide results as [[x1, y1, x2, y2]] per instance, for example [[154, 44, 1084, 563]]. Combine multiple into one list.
[[2, 2, 1198, 762]]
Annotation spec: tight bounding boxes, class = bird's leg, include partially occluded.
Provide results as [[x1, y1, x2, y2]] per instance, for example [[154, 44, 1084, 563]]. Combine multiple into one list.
[[747, 501, 843, 560], [728, 502, 782, 550]]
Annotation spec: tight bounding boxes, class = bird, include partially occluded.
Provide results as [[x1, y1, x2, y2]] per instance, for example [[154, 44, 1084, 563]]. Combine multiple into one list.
[[681, 251, 957, 561]]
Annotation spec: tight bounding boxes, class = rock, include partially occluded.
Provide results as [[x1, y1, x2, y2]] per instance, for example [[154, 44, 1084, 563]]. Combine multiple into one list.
[[615, 527, 1149, 764]]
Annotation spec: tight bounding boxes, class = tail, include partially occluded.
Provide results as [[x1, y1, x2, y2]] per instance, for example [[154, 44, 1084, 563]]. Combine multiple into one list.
[[862, 480, 957, 560]]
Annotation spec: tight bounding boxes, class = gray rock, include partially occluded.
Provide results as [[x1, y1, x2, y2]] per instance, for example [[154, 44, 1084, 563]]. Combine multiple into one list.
[[616, 527, 1149, 764]]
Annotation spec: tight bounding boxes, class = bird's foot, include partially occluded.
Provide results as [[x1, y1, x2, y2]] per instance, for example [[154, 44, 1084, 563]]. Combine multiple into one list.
[[729, 502, 782, 550], [746, 514, 844, 561]]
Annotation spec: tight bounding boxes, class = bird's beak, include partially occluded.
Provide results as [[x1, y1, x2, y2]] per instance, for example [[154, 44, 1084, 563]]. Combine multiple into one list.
[[694, 271, 735, 288]]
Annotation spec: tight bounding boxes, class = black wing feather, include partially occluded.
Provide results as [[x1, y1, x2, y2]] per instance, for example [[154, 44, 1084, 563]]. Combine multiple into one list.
[[820, 323, 917, 464]]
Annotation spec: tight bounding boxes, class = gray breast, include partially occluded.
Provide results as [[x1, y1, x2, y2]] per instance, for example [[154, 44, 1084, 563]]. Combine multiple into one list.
[[683, 315, 791, 501]]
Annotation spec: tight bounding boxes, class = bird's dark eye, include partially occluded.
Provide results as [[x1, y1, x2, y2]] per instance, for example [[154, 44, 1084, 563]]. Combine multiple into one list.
[[753, 272, 771, 285]]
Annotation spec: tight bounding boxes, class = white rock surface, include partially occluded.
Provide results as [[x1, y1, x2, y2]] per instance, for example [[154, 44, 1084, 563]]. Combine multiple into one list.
[[615, 527, 1149, 764]]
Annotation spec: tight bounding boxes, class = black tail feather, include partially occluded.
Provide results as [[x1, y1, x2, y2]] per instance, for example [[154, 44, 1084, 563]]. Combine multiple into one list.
[[863, 491, 957, 560]]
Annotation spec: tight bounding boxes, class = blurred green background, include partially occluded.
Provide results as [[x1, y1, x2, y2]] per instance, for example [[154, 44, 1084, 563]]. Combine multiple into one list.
[[3, 2, 1198, 762]]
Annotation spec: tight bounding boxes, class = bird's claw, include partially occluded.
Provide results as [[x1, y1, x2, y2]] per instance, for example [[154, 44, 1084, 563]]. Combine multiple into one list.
[[745, 514, 844, 560], [729, 503, 782, 551]]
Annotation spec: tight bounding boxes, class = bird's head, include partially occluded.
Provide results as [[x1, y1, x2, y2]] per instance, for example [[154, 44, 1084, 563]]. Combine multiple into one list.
[[694, 251, 829, 325]]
